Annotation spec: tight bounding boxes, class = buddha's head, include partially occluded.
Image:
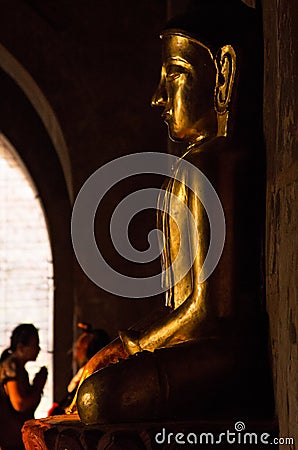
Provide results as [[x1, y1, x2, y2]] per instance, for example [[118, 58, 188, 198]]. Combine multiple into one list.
[[152, 1, 259, 146]]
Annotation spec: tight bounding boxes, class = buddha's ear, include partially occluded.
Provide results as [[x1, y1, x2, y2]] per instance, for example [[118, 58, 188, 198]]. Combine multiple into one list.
[[215, 45, 236, 114]]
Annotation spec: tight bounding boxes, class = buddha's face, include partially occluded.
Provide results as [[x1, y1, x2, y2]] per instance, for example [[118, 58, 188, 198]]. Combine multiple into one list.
[[152, 32, 218, 145]]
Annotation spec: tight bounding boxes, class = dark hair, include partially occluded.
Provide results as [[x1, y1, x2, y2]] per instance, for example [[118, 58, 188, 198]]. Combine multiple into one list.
[[0, 323, 39, 362], [86, 329, 110, 360]]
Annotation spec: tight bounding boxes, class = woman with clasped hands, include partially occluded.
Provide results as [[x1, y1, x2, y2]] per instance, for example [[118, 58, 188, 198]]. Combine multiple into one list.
[[0, 324, 47, 450]]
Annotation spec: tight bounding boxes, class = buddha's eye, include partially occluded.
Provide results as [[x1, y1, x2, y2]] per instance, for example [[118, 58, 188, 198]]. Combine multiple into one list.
[[166, 72, 181, 82], [165, 63, 188, 82]]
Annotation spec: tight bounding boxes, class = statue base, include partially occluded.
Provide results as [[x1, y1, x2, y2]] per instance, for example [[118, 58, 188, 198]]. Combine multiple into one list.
[[22, 415, 278, 449], [77, 337, 274, 424]]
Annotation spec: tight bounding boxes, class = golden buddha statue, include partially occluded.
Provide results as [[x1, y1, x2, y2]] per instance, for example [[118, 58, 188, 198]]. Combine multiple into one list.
[[69, 1, 273, 424]]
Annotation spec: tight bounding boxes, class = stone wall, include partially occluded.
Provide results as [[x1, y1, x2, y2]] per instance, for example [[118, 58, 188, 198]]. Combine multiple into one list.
[[262, 0, 298, 446]]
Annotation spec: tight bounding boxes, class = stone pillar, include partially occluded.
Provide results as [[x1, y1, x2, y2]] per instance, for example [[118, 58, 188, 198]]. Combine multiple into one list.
[[262, 0, 298, 446]]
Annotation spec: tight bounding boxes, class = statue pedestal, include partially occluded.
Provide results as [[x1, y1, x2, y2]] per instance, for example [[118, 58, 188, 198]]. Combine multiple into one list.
[[22, 415, 278, 449]]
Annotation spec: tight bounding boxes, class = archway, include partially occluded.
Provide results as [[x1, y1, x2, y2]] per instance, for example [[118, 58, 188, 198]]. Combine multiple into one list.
[[0, 133, 53, 417], [0, 65, 74, 404]]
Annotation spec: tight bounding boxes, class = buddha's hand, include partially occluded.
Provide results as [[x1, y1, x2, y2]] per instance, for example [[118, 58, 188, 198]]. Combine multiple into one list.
[[65, 337, 129, 414], [119, 329, 142, 354]]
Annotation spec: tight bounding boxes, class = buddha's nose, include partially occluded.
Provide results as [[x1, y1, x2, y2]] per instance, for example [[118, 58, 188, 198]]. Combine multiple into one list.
[[151, 80, 167, 107]]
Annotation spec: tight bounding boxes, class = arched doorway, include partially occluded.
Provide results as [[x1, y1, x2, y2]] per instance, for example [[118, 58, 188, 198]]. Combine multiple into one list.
[[0, 64, 74, 409], [0, 133, 53, 417]]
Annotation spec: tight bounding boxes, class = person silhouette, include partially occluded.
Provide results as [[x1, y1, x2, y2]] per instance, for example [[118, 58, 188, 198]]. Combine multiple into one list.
[[48, 323, 110, 416], [0, 324, 47, 449]]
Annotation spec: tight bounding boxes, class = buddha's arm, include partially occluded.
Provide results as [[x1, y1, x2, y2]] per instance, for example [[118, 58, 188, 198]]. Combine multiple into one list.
[[120, 284, 208, 354], [120, 184, 211, 355]]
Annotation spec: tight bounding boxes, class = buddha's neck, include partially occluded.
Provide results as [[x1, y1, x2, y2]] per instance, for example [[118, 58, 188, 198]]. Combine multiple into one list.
[[186, 112, 229, 152]]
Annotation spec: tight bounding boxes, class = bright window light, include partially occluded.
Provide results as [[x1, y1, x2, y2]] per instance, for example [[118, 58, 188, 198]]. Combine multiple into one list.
[[0, 133, 53, 418]]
